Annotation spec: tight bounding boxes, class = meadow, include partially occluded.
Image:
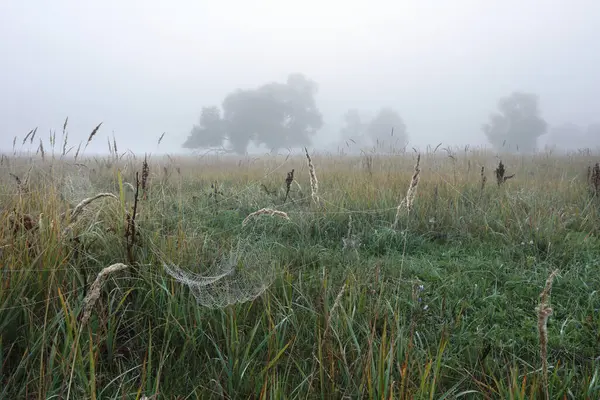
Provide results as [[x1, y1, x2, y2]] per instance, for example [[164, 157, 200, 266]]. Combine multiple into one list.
[[1, 134, 600, 399]]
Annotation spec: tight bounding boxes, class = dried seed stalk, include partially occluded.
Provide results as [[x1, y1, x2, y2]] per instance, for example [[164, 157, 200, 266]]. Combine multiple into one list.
[[324, 282, 347, 337], [67, 261, 129, 400], [141, 154, 149, 199], [85, 122, 103, 149], [304, 147, 319, 204], [113, 135, 118, 155], [392, 154, 420, 229], [495, 160, 515, 186], [480, 166, 487, 191], [284, 169, 295, 203], [537, 269, 559, 400], [74, 142, 82, 161], [342, 214, 361, 251], [80, 263, 128, 327], [38, 139, 45, 160], [23, 128, 35, 145], [125, 172, 140, 264], [68, 193, 119, 223]]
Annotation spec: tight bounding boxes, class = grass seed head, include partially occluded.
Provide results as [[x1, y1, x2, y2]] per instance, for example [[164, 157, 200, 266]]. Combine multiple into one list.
[[242, 208, 290, 226], [63, 193, 119, 233], [304, 147, 319, 204], [393, 153, 420, 228], [142, 154, 150, 193], [38, 139, 45, 161], [480, 165, 487, 191], [85, 122, 103, 149], [536, 269, 559, 400], [80, 263, 128, 327], [30, 127, 37, 143], [23, 128, 35, 145], [284, 169, 295, 202]]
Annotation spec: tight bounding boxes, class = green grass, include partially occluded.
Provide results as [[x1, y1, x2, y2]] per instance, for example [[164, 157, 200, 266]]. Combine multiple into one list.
[[1, 148, 600, 399]]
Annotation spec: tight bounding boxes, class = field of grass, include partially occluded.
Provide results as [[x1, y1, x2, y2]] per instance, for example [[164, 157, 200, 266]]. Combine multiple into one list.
[[1, 141, 600, 399]]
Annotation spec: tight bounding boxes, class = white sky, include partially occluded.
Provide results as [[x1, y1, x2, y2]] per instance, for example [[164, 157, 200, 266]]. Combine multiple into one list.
[[1, 0, 599, 154]]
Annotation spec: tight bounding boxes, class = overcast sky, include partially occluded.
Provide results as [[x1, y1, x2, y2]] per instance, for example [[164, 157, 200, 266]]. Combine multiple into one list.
[[1, 0, 599, 154]]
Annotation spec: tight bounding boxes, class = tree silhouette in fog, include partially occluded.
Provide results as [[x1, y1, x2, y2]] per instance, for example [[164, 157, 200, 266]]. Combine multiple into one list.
[[546, 122, 584, 151], [339, 108, 408, 150], [183, 106, 225, 149], [366, 108, 408, 149], [482, 92, 547, 153], [339, 109, 367, 147], [183, 73, 323, 154]]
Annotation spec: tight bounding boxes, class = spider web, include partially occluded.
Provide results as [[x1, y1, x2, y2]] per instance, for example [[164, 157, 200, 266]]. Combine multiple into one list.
[[61, 172, 94, 204], [163, 241, 276, 309]]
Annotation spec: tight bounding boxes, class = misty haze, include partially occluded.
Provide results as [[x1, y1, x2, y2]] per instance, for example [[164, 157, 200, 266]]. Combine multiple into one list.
[[2, 1, 600, 398], [1, 1, 599, 154]]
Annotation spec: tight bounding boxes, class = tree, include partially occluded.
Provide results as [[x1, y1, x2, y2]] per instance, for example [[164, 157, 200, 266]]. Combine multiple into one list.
[[546, 122, 585, 151], [366, 108, 408, 149], [338, 108, 408, 151], [182, 106, 225, 150], [482, 92, 547, 153], [544, 122, 600, 151], [339, 109, 367, 146], [183, 74, 323, 154], [586, 124, 600, 148]]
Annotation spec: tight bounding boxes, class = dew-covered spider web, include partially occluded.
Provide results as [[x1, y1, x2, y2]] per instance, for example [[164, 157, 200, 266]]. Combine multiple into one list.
[[61, 171, 94, 204], [163, 241, 277, 309]]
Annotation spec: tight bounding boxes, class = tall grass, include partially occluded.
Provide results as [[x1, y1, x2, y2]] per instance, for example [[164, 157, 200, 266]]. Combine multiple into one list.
[[1, 138, 600, 398]]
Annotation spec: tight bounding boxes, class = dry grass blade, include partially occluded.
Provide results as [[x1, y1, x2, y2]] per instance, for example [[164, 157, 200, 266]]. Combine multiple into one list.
[[242, 208, 290, 226], [537, 269, 559, 400]]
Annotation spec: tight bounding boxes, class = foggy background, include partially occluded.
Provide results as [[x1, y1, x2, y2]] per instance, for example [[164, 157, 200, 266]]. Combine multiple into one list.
[[1, 0, 599, 155]]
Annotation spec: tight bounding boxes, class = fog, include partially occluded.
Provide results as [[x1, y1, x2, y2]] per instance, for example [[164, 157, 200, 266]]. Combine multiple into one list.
[[1, 0, 599, 155]]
